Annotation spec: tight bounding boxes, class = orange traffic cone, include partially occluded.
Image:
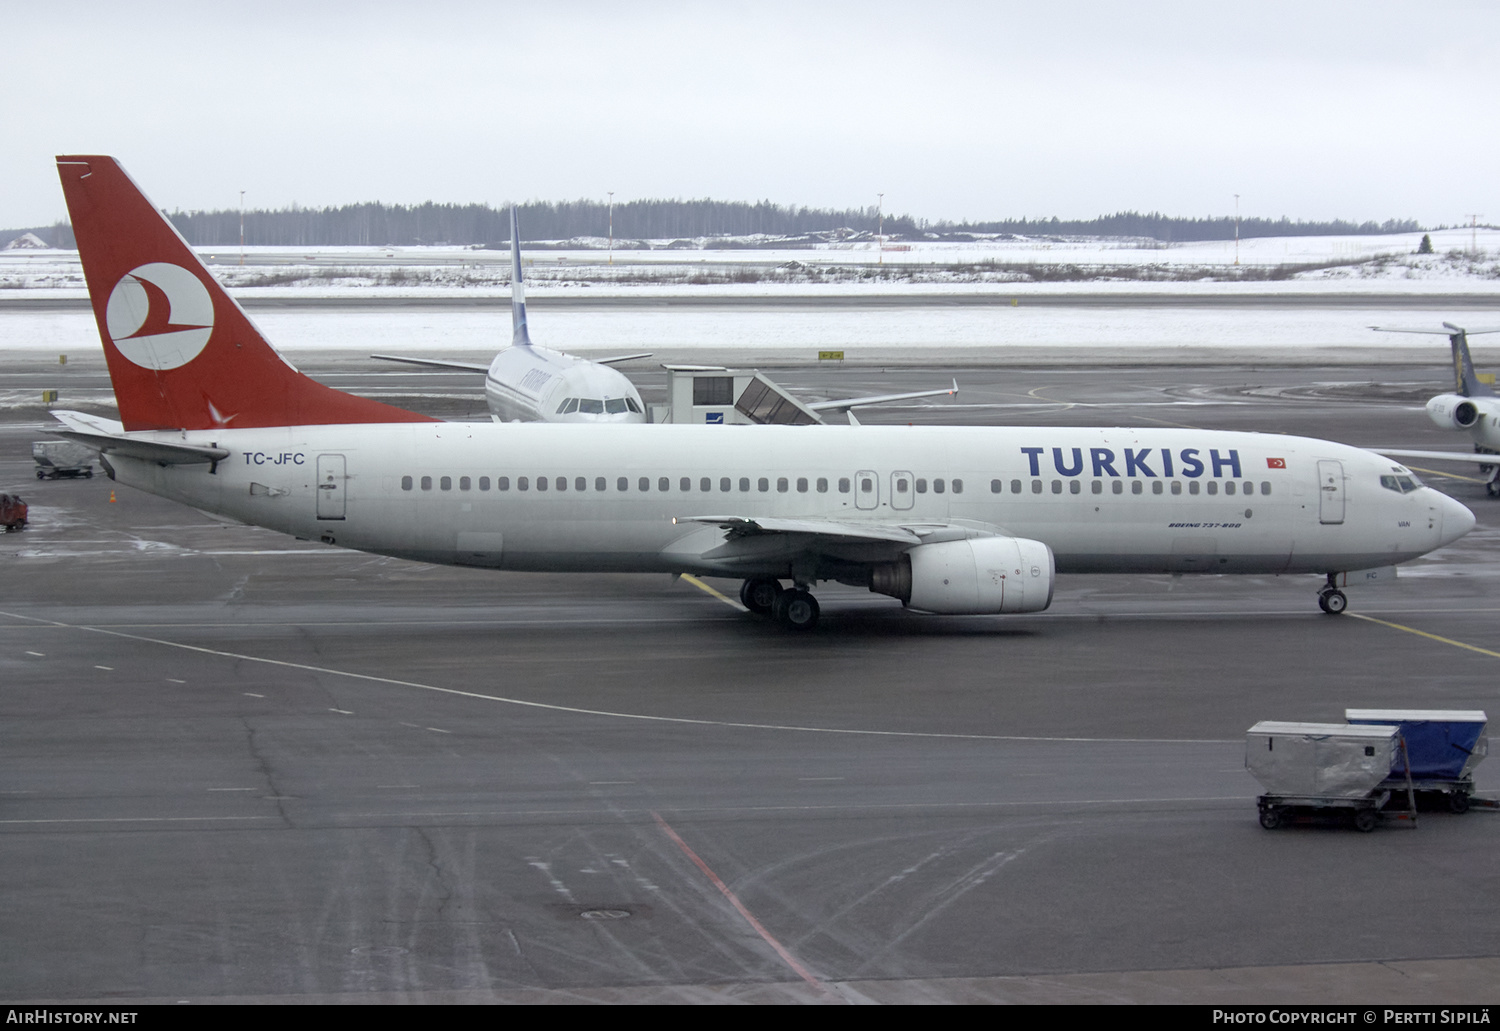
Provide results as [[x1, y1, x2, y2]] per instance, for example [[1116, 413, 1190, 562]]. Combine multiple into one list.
[[108, 490, 116, 503]]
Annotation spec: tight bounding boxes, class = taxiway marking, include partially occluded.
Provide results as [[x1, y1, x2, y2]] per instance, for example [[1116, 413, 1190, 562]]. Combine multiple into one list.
[[1348, 613, 1500, 659], [678, 574, 747, 611]]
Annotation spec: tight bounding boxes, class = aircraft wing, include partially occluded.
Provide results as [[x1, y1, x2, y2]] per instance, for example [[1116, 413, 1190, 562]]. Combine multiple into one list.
[[371, 354, 491, 373], [49, 411, 230, 466], [594, 353, 654, 366], [806, 379, 958, 413], [1371, 448, 1496, 466], [674, 515, 923, 544]]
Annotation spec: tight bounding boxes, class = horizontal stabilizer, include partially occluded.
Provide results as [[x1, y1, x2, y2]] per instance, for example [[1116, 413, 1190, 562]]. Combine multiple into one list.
[[595, 353, 654, 366], [371, 354, 490, 373], [49, 410, 228, 465]]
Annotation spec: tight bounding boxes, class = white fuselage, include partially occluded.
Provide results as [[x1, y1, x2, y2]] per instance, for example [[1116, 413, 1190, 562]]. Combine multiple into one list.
[[108, 423, 1472, 581], [485, 345, 646, 424]]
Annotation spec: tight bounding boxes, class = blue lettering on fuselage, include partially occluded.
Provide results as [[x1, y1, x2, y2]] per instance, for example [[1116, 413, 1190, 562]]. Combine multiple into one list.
[[1021, 447, 1238, 478]]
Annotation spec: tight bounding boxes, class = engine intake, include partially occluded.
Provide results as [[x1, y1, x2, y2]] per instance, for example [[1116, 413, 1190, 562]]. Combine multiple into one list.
[[1427, 393, 1481, 430], [870, 537, 1055, 614]]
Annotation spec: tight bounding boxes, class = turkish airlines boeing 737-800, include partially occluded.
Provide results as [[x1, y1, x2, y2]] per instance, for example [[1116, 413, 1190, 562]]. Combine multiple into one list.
[[48, 156, 1476, 629]]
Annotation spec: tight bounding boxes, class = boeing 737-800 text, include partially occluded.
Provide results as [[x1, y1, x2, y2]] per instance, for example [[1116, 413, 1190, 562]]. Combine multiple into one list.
[[49, 156, 1475, 629]]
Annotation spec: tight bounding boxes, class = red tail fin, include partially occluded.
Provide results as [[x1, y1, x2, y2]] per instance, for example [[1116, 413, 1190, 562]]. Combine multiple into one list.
[[56, 156, 436, 431]]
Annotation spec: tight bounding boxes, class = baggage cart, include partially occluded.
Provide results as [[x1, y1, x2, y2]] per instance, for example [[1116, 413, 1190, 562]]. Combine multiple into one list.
[[1247, 721, 1411, 832], [1346, 709, 1489, 813], [32, 440, 94, 479], [0, 492, 27, 532]]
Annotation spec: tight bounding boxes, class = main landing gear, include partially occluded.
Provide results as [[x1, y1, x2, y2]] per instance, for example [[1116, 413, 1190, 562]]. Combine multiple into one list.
[[740, 578, 820, 631], [1317, 573, 1348, 615]]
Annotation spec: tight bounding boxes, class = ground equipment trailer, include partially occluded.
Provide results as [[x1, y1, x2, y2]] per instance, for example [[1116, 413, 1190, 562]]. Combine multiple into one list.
[[1347, 709, 1490, 814], [1247, 721, 1413, 832], [32, 440, 94, 479]]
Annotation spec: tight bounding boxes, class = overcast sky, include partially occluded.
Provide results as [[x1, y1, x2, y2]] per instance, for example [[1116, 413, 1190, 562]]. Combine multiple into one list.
[[5, 1, 1496, 229]]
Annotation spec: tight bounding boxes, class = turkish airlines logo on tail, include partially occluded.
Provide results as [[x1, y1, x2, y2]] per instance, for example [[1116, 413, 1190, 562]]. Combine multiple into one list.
[[105, 263, 214, 370]]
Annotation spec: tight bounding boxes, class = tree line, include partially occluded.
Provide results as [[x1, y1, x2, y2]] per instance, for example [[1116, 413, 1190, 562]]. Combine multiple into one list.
[[7, 202, 1423, 250]]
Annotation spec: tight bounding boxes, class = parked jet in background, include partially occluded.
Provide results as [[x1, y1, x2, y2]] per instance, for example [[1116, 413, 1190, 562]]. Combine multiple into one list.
[[1370, 323, 1500, 497], [48, 156, 1475, 630], [375, 208, 652, 423]]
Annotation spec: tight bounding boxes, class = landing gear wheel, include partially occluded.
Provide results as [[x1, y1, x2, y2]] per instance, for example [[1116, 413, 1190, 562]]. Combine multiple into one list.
[[1259, 807, 1283, 830], [1354, 808, 1378, 833], [1449, 791, 1471, 815], [773, 589, 820, 631], [739, 578, 783, 616], [1318, 588, 1347, 615], [35, 470, 44, 480], [1488, 480, 1500, 498]]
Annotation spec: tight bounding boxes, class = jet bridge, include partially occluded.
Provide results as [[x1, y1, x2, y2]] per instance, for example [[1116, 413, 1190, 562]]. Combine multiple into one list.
[[652, 367, 823, 425]]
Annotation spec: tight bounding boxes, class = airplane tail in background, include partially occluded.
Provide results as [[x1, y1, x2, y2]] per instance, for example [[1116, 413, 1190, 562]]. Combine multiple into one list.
[[1444, 323, 1497, 398], [55, 156, 436, 432], [509, 206, 533, 348]]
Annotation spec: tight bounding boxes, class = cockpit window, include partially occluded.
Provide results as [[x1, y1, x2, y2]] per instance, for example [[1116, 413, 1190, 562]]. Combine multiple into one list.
[[577, 398, 605, 414], [1380, 474, 1423, 494], [626, 397, 642, 413], [605, 398, 628, 414], [557, 397, 579, 414]]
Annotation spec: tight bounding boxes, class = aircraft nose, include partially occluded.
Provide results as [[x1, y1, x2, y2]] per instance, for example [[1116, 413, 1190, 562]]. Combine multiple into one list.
[[1436, 492, 1476, 547]]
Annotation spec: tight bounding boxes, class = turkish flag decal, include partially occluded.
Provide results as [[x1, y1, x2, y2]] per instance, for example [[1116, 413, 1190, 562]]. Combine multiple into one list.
[[1266, 457, 1286, 469]]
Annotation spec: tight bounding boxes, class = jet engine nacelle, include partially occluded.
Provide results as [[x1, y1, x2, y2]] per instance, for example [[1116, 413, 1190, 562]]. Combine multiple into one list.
[[869, 536, 1055, 614], [1427, 393, 1483, 430]]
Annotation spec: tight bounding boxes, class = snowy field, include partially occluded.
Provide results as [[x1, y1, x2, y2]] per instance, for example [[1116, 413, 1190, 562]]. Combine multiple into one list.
[[5, 228, 1499, 366]]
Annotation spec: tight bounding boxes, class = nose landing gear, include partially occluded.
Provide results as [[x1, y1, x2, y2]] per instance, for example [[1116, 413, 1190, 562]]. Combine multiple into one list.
[[1318, 573, 1348, 615]]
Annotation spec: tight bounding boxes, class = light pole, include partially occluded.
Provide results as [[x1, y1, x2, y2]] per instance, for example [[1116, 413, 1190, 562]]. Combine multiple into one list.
[[877, 192, 884, 266], [608, 191, 614, 266], [239, 190, 246, 267], [1234, 193, 1240, 266]]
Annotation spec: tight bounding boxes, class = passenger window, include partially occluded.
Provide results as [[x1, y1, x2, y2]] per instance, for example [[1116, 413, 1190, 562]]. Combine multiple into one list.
[[1031, 480, 1042, 494], [1171, 481, 1182, 495], [1112, 481, 1123, 495], [1225, 481, 1236, 496], [498, 476, 510, 491], [952, 479, 963, 494], [617, 477, 629, 491], [1070, 480, 1081, 494], [1051, 480, 1062, 494], [460, 476, 471, 491], [680, 477, 691, 492], [518, 476, 529, 491], [440, 476, 452, 491], [720, 477, 731, 492], [916, 479, 928, 493], [797, 477, 809, 492], [991, 479, 1002, 493], [1011, 479, 1022, 494], [1188, 481, 1199, 495], [402, 476, 413, 491], [838, 478, 851, 493], [759, 477, 770, 492], [700, 477, 711, 492], [816, 478, 828, 493], [1091, 480, 1102, 494], [934, 479, 946, 494], [596, 477, 606, 491], [659, 477, 670, 492], [639, 477, 650, 492], [1207, 481, 1218, 495], [479, 476, 490, 491], [861, 477, 873, 493], [1131, 481, 1142, 495], [556, 477, 566, 491], [739, 477, 751, 492], [1261, 481, 1271, 495], [536, 477, 548, 492], [1152, 481, 1163, 495], [576, 477, 587, 492], [897, 478, 910, 493], [1243, 481, 1254, 495], [777, 477, 789, 492]]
